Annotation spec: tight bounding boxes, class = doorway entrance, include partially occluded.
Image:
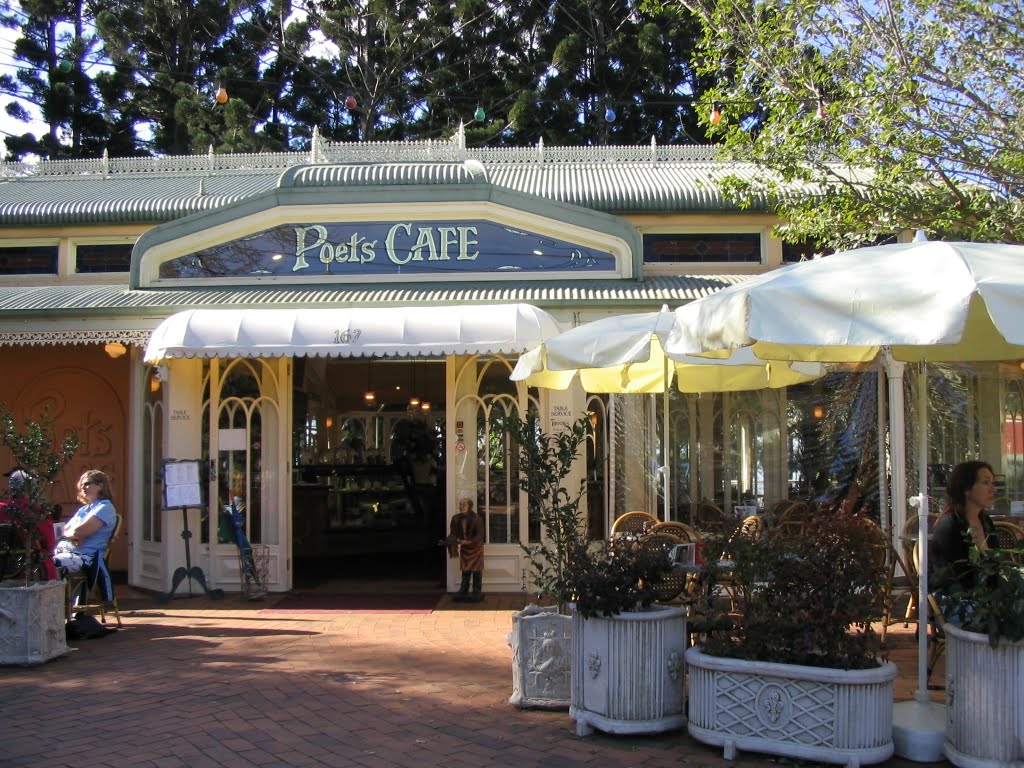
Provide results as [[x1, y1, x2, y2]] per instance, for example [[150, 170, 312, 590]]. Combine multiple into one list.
[[291, 358, 446, 586]]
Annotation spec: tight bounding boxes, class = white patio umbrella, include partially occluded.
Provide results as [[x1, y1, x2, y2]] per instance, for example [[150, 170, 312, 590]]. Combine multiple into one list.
[[511, 307, 823, 520], [665, 239, 1024, 761]]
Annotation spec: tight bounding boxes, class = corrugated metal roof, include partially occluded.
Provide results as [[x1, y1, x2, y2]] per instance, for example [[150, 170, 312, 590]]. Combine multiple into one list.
[[0, 146, 774, 226], [0, 275, 748, 318]]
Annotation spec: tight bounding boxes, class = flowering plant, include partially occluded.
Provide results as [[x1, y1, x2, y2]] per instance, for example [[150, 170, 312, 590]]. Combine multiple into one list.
[[0, 405, 79, 586]]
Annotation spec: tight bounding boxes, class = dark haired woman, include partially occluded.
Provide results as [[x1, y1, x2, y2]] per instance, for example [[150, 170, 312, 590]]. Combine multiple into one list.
[[928, 460, 999, 622], [52, 470, 117, 577]]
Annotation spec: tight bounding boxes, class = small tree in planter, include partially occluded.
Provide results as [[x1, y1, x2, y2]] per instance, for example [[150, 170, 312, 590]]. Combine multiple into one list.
[[505, 412, 687, 730], [0, 405, 79, 586], [686, 512, 899, 764], [505, 413, 588, 709], [506, 412, 589, 612], [937, 540, 1024, 767], [0, 404, 79, 665]]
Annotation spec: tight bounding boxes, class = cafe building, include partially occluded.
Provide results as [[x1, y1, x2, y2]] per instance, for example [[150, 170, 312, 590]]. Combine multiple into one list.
[[1, 133, 1016, 595]]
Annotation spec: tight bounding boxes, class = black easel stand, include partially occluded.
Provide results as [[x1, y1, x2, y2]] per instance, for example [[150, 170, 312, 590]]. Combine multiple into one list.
[[156, 507, 224, 603]]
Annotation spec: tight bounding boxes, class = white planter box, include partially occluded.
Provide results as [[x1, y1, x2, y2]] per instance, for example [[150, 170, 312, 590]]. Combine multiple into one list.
[[686, 646, 897, 766], [944, 623, 1024, 768], [508, 604, 572, 710], [0, 580, 70, 666], [570, 604, 687, 736]]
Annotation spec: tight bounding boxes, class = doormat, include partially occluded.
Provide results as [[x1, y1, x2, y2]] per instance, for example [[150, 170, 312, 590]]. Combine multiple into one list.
[[260, 592, 441, 614]]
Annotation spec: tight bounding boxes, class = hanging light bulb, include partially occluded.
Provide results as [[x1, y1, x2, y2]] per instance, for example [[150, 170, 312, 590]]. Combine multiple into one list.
[[104, 341, 127, 359], [709, 104, 722, 125], [474, 105, 486, 122], [215, 82, 228, 104], [408, 395, 421, 409], [364, 390, 376, 404], [420, 401, 431, 412], [345, 94, 357, 110], [604, 107, 616, 122]]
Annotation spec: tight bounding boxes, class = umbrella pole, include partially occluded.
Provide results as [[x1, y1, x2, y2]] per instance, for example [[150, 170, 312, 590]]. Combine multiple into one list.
[[662, 356, 670, 522], [892, 361, 944, 761]]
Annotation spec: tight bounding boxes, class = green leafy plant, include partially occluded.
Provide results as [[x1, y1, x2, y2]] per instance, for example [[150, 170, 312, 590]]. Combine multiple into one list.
[[695, 512, 886, 669], [390, 417, 438, 465], [0, 404, 79, 586], [943, 543, 1024, 647], [506, 413, 589, 612], [563, 536, 676, 619]]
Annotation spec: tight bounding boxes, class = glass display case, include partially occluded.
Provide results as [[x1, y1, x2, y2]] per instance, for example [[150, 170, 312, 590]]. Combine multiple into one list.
[[294, 466, 425, 544]]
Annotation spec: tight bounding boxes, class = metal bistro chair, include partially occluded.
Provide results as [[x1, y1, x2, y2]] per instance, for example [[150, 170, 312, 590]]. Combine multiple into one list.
[[65, 514, 122, 628]]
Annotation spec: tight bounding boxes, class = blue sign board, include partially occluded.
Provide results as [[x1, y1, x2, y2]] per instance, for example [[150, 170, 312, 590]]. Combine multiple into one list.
[[159, 220, 616, 279]]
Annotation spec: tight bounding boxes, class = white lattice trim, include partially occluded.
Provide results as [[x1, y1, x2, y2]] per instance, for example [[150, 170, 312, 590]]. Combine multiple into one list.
[[0, 329, 151, 347], [0, 140, 721, 180]]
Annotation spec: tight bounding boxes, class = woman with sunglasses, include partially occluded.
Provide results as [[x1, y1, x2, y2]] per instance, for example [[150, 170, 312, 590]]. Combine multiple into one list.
[[52, 470, 117, 576]]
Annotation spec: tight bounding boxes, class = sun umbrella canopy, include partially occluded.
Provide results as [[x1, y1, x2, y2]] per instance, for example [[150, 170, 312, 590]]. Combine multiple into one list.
[[510, 309, 823, 393], [666, 241, 1024, 363]]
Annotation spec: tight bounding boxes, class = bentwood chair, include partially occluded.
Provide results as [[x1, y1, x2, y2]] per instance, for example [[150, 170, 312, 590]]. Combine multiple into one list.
[[993, 519, 1024, 561], [637, 531, 690, 603], [775, 501, 813, 537], [649, 521, 701, 544], [66, 514, 122, 627], [694, 499, 736, 537], [610, 511, 658, 538], [905, 542, 947, 689]]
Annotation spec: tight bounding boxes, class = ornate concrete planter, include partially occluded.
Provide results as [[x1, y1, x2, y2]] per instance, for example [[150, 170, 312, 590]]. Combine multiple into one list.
[[944, 623, 1024, 768], [0, 580, 69, 665], [508, 604, 572, 710], [570, 604, 687, 736], [686, 646, 897, 766]]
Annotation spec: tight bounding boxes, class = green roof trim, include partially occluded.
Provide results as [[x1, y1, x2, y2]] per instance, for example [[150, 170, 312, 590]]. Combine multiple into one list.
[[0, 275, 747, 320]]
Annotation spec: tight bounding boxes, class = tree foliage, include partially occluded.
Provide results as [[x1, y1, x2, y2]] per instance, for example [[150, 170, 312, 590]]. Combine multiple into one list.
[[655, 0, 1024, 246], [0, 0, 712, 158]]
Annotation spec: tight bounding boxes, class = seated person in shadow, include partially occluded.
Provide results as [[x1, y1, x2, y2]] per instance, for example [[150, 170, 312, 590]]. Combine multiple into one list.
[[928, 460, 999, 624]]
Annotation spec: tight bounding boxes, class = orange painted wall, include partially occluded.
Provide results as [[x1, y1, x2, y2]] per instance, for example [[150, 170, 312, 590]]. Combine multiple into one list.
[[0, 345, 130, 572]]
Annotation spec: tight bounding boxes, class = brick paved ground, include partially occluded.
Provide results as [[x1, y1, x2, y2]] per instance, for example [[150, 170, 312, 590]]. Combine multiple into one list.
[[1, 586, 949, 768]]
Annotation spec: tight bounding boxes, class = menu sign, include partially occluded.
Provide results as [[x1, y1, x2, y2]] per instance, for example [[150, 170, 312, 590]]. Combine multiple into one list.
[[163, 459, 203, 509]]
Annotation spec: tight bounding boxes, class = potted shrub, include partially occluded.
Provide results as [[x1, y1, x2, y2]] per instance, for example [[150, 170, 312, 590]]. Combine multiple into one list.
[[505, 413, 588, 710], [506, 412, 687, 734], [939, 542, 1024, 768], [0, 405, 79, 665], [685, 512, 898, 765], [562, 536, 688, 736]]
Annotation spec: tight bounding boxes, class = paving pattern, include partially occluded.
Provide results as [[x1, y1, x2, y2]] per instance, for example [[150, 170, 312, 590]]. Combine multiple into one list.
[[1, 586, 948, 768]]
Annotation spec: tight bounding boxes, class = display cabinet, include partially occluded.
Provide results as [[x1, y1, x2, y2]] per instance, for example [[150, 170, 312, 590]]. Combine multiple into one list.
[[293, 464, 429, 555]]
